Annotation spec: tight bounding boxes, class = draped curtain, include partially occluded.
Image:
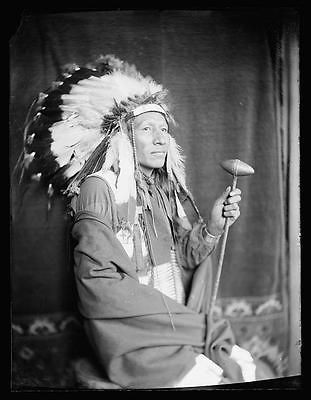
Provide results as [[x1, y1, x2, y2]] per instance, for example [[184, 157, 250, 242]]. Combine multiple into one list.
[[275, 13, 300, 376], [10, 9, 300, 387]]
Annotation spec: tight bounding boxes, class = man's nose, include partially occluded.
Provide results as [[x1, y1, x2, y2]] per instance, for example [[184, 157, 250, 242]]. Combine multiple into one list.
[[153, 130, 167, 144]]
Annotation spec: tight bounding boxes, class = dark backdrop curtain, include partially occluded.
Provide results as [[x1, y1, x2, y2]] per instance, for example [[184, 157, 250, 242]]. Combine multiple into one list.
[[10, 9, 299, 388], [274, 14, 300, 376]]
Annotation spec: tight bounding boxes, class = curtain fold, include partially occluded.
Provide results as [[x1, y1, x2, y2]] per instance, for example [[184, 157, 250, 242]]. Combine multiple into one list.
[[283, 16, 300, 376], [273, 10, 300, 376]]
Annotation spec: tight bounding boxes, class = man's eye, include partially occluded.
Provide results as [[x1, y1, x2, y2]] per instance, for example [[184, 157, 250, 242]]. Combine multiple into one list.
[[161, 128, 168, 133], [143, 126, 151, 131]]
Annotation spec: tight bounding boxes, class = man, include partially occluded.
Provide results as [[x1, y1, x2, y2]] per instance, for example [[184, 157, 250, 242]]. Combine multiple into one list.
[[70, 108, 248, 388], [17, 55, 263, 388]]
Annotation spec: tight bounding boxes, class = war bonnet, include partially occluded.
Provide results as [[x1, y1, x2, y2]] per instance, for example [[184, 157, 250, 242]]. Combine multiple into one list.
[[16, 55, 187, 206]]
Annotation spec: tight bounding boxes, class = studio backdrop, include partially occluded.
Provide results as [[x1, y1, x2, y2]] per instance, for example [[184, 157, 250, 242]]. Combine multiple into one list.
[[10, 9, 300, 388]]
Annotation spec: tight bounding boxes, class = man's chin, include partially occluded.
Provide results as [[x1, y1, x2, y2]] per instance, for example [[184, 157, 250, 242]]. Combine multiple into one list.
[[139, 160, 166, 175], [152, 161, 166, 169]]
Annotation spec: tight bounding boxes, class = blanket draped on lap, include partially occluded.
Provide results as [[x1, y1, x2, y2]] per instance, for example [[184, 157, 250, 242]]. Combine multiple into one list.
[[71, 177, 247, 388]]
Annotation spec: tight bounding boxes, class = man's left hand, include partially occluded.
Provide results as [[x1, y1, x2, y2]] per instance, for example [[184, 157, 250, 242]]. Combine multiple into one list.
[[207, 186, 242, 236]]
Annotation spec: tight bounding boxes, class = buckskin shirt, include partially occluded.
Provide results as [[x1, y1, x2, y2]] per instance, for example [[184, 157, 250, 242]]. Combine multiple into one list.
[[70, 170, 258, 388]]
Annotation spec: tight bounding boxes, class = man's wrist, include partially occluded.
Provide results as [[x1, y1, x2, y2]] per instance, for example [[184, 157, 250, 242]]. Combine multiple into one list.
[[205, 229, 222, 240], [206, 222, 224, 238]]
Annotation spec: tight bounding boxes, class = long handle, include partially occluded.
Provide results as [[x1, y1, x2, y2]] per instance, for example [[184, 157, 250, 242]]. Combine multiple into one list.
[[209, 175, 238, 316]]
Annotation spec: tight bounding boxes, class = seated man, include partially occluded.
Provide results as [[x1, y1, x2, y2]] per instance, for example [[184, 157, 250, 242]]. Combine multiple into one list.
[[18, 55, 271, 388]]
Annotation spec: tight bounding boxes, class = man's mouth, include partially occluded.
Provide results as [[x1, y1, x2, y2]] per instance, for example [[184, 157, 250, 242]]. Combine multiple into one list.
[[151, 151, 167, 155]]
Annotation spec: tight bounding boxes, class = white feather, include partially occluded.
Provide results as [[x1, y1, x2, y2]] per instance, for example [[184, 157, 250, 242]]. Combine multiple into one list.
[[54, 148, 74, 168], [64, 160, 85, 178], [88, 134, 137, 206], [45, 62, 169, 194], [100, 131, 136, 205], [101, 141, 117, 172], [50, 118, 102, 168], [167, 135, 187, 190], [60, 73, 163, 131]]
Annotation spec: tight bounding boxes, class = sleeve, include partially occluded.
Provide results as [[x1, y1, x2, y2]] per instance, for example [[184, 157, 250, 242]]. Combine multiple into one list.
[[174, 213, 220, 271], [71, 176, 210, 389], [73, 175, 115, 222]]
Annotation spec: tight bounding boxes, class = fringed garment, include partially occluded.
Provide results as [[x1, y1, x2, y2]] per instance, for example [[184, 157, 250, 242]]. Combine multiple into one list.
[[70, 171, 265, 388]]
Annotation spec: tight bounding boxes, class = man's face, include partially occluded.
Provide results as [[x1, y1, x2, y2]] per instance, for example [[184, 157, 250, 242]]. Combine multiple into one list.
[[133, 112, 169, 176]]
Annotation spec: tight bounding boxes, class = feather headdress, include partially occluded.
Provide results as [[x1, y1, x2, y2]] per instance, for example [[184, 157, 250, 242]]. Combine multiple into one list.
[[14, 55, 187, 207]]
